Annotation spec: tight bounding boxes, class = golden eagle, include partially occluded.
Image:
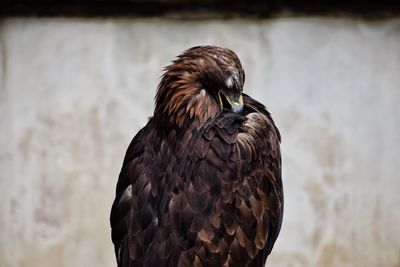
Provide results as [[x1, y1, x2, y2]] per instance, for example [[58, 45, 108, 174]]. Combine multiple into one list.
[[110, 46, 283, 267]]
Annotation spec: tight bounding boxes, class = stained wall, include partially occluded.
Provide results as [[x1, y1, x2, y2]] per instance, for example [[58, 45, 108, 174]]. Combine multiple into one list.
[[1, 18, 399, 267]]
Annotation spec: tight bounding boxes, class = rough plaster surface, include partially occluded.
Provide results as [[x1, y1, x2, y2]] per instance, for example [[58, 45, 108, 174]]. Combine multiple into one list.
[[0, 18, 400, 267]]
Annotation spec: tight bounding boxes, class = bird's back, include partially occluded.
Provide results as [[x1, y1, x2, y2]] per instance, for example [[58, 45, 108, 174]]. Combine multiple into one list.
[[111, 97, 282, 267]]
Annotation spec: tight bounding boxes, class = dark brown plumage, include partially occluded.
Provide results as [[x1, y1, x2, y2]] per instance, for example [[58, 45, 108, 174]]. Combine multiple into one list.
[[110, 46, 283, 267]]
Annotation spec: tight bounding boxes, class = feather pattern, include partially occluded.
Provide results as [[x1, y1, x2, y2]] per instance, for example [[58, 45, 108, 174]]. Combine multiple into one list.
[[110, 46, 283, 267]]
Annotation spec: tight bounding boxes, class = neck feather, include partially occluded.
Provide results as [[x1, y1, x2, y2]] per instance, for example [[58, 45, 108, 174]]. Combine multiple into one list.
[[154, 71, 220, 129]]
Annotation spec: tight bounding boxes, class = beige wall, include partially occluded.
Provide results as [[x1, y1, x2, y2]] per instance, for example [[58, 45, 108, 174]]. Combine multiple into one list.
[[1, 18, 399, 267]]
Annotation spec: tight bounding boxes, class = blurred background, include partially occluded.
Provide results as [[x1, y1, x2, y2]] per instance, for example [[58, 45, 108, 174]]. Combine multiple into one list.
[[1, 1, 400, 267]]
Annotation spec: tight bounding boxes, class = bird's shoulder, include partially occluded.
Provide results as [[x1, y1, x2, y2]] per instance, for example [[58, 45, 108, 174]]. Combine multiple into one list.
[[111, 97, 283, 266]]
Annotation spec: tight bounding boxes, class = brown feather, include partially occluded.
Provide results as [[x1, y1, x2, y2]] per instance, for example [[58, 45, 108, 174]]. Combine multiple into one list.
[[110, 46, 283, 267]]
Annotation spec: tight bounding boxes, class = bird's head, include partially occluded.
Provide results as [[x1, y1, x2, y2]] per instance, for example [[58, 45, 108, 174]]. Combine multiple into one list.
[[185, 46, 245, 113], [155, 46, 245, 127]]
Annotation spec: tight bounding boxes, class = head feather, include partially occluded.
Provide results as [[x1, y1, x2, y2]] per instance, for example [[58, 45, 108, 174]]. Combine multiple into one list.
[[154, 46, 245, 128]]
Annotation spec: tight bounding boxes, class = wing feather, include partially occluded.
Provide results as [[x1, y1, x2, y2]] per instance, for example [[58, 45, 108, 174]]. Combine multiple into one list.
[[110, 94, 282, 267]]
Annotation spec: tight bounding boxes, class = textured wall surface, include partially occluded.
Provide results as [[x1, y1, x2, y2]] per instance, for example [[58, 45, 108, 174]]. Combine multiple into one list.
[[0, 18, 399, 267]]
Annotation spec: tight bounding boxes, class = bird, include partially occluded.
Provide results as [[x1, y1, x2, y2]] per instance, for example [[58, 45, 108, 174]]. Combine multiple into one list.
[[110, 46, 283, 267]]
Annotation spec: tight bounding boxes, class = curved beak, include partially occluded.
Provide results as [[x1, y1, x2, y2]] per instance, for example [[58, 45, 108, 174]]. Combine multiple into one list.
[[218, 91, 244, 113]]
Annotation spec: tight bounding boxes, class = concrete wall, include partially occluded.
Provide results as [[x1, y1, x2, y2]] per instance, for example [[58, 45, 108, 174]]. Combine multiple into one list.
[[0, 18, 399, 267]]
